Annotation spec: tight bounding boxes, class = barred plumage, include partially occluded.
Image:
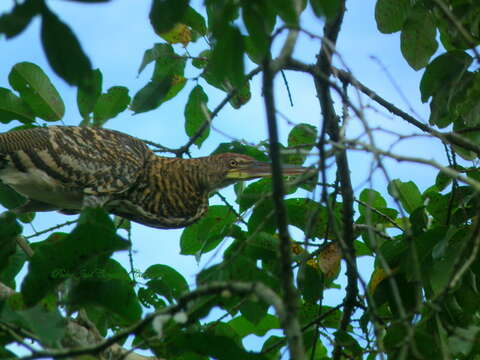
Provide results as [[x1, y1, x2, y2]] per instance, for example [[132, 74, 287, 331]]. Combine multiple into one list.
[[0, 126, 306, 228]]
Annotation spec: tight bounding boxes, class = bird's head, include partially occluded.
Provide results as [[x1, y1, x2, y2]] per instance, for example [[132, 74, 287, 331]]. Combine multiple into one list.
[[203, 152, 308, 191]]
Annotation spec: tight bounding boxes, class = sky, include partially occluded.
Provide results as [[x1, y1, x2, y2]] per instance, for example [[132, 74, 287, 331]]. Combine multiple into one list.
[[1, 0, 445, 355]]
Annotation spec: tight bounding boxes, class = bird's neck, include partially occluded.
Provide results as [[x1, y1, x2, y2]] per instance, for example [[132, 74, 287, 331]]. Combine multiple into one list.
[[129, 156, 210, 219]]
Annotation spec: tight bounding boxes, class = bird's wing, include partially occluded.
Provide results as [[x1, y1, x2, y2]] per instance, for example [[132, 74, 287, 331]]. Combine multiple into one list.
[[0, 126, 152, 195]]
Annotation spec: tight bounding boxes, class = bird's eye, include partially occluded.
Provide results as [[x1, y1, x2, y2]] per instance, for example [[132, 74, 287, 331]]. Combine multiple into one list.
[[229, 159, 238, 168]]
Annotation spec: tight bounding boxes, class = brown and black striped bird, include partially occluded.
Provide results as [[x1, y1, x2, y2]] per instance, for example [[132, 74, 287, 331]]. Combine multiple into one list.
[[0, 126, 306, 229]]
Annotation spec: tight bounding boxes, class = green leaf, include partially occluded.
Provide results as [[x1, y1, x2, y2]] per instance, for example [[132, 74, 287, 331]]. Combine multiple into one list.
[[242, 3, 269, 58], [180, 205, 236, 256], [183, 6, 207, 36], [271, 0, 298, 26], [0, 87, 35, 124], [168, 330, 264, 360], [286, 123, 317, 164], [387, 179, 423, 214], [184, 85, 210, 148], [334, 330, 363, 357], [0, 211, 23, 277], [0, 0, 39, 39], [192, 49, 210, 69], [143, 264, 189, 302], [93, 86, 130, 126], [229, 82, 251, 109], [149, 0, 189, 34], [40, 7, 92, 88], [0, 247, 27, 289], [210, 25, 245, 88], [229, 314, 280, 338], [21, 208, 129, 306], [2, 303, 66, 347], [211, 141, 269, 161], [310, 0, 341, 20], [0, 182, 27, 210], [67, 259, 141, 324], [239, 300, 268, 324], [359, 189, 387, 216], [138, 43, 184, 76], [8, 62, 65, 121], [77, 69, 102, 119], [130, 78, 173, 114], [435, 170, 453, 191], [297, 262, 324, 303], [400, 7, 438, 70], [420, 51, 472, 102], [374, 0, 410, 34]]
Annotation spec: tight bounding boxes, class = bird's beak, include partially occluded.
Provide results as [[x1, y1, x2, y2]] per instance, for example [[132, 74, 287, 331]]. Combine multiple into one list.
[[226, 161, 308, 180]]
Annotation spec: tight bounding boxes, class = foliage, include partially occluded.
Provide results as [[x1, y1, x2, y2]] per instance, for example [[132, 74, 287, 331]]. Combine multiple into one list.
[[0, 0, 480, 359]]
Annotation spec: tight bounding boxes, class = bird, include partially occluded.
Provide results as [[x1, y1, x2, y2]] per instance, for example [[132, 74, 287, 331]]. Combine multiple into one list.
[[0, 126, 307, 229]]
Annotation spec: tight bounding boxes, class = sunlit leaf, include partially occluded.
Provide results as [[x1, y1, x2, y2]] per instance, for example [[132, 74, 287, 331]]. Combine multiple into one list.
[[9, 62, 65, 121]]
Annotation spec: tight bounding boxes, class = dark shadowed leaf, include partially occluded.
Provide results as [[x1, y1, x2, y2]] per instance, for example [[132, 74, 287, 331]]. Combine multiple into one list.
[[271, 0, 298, 26], [183, 6, 207, 36], [242, 3, 269, 58], [9, 62, 65, 121], [374, 0, 410, 34], [143, 264, 189, 302], [67, 259, 141, 324], [310, 0, 341, 19], [419, 51, 473, 102], [0, 183, 26, 210], [0, 0, 39, 39], [185, 85, 210, 147], [210, 25, 245, 88], [2, 302, 66, 347], [0, 212, 22, 280], [21, 208, 129, 306], [0, 247, 27, 289], [130, 78, 173, 114], [77, 69, 102, 118], [149, 0, 189, 34], [297, 262, 324, 303], [0, 87, 35, 124], [400, 6, 438, 70], [93, 86, 130, 126], [40, 7, 92, 88], [239, 300, 268, 324]]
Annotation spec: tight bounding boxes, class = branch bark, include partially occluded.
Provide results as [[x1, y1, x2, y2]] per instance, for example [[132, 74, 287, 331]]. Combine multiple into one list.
[[314, 2, 359, 359]]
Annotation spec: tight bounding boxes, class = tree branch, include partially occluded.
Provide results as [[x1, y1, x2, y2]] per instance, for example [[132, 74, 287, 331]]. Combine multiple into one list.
[[314, 2, 359, 359], [262, 42, 305, 360]]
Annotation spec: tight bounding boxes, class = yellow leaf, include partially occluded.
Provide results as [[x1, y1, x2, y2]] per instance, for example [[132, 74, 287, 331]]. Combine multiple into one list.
[[318, 242, 342, 278], [368, 266, 399, 294], [291, 243, 304, 255], [159, 23, 192, 46]]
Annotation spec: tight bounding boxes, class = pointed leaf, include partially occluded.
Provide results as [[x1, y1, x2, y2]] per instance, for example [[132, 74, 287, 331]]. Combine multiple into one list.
[[387, 179, 423, 214], [130, 77, 173, 114], [41, 7, 92, 87], [185, 85, 210, 147], [9, 62, 65, 121], [143, 264, 189, 302], [0, 87, 35, 124], [77, 69, 102, 118]]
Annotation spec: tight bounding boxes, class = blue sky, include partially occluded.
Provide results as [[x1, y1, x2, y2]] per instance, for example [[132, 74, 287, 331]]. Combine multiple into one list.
[[1, 0, 444, 354]]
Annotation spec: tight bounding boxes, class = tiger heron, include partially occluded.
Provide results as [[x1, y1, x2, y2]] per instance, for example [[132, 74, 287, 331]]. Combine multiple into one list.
[[0, 126, 307, 228]]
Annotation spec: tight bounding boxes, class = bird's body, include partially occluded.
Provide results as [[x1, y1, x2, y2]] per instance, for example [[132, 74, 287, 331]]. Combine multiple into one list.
[[0, 126, 306, 228]]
